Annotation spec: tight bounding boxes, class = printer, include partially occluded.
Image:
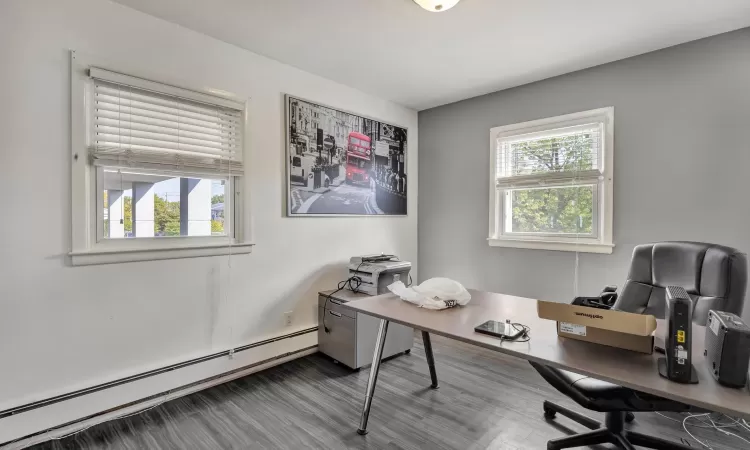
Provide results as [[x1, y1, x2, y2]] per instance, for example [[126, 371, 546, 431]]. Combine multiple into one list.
[[317, 254, 414, 370], [347, 254, 411, 296]]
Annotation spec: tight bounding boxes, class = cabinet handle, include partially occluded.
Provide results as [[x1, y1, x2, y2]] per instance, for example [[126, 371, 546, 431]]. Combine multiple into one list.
[[330, 299, 343, 306], [329, 310, 342, 317]]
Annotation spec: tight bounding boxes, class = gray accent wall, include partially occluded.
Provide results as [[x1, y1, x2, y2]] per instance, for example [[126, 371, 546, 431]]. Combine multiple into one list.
[[418, 28, 750, 322]]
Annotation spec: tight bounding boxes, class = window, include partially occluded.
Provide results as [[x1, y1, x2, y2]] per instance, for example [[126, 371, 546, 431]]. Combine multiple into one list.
[[101, 173, 228, 239], [70, 52, 252, 265], [348, 156, 370, 170], [488, 108, 614, 253]]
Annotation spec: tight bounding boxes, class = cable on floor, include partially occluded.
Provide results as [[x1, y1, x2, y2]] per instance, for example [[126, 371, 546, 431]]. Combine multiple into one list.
[[654, 411, 750, 449], [683, 413, 715, 449]]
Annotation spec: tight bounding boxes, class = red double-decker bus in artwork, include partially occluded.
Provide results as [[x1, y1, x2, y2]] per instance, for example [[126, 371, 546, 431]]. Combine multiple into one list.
[[345, 132, 372, 185]]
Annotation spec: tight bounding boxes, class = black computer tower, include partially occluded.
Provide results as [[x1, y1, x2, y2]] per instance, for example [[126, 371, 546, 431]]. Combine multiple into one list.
[[659, 286, 698, 384]]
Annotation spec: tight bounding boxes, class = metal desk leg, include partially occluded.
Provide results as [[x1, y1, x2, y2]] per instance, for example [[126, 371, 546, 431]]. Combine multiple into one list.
[[357, 319, 389, 435], [422, 331, 439, 389]]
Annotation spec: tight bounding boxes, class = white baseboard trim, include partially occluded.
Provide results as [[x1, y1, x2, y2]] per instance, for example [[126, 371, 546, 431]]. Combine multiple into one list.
[[1, 329, 317, 449]]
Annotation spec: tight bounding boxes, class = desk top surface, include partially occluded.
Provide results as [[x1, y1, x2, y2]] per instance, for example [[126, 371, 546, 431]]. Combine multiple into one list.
[[342, 289, 750, 419]]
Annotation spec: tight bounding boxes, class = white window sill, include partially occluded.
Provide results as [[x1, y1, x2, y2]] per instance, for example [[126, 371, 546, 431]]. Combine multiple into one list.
[[69, 242, 254, 266], [488, 238, 614, 254]]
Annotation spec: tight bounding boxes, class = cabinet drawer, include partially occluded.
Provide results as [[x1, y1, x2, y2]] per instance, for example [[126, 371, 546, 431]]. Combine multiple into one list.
[[318, 294, 356, 319], [318, 307, 356, 368]]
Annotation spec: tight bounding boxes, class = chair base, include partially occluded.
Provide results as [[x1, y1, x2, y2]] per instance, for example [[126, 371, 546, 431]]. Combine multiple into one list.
[[543, 401, 693, 450]]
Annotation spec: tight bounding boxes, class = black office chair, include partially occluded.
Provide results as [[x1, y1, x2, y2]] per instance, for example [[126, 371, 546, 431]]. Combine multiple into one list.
[[532, 242, 748, 449]]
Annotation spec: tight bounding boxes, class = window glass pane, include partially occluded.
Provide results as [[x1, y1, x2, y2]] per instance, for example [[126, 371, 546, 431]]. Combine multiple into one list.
[[102, 170, 227, 239], [499, 127, 600, 177], [507, 185, 594, 234], [347, 156, 370, 170]]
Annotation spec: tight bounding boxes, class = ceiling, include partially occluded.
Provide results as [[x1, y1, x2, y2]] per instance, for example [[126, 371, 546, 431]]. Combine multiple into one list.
[[113, 0, 750, 110]]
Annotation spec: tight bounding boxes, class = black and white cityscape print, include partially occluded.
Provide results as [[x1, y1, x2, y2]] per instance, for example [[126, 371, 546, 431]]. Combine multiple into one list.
[[286, 96, 407, 216]]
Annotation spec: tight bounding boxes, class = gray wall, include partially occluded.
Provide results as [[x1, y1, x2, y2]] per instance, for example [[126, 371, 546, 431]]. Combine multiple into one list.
[[418, 28, 750, 322]]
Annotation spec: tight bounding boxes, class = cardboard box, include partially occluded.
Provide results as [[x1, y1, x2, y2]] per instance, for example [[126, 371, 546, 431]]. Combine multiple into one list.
[[537, 300, 657, 354]]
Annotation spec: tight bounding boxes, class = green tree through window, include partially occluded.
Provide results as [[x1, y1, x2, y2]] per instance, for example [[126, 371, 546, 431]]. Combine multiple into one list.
[[211, 193, 224, 234], [508, 133, 595, 234], [124, 197, 132, 233], [154, 195, 180, 236], [105, 191, 226, 237]]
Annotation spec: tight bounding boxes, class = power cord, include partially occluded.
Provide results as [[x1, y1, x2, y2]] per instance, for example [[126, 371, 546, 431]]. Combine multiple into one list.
[[323, 262, 364, 333], [322, 256, 411, 333], [655, 411, 750, 449], [498, 323, 531, 345], [706, 414, 750, 446], [683, 414, 715, 449]]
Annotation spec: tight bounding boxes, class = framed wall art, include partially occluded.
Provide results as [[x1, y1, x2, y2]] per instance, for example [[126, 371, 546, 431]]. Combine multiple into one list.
[[286, 96, 407, 216]]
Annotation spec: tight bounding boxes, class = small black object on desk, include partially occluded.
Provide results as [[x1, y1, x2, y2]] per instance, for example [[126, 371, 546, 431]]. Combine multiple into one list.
[[571, 285, 618, 310], [474, 319, 529, 341], [704, 310, 750, 388], [658, 286, 699, 384]]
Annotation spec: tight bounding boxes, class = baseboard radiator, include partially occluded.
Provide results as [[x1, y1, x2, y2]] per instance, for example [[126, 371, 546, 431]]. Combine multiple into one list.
[[0, 327, 318, 448]]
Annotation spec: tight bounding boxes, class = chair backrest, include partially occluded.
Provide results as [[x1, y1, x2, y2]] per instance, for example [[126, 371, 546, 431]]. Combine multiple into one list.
[[613, 242, 748, 325]]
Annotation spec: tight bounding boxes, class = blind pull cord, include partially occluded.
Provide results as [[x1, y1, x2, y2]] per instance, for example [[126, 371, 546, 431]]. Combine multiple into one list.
[[119, 170, 124, 225]]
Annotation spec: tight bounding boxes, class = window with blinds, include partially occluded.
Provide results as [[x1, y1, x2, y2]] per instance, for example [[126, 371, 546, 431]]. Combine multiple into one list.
[[496, 123, 602, 188], [89, 68, 244, 177], [70, 52, 253, 264], [488, 108, 614, 253], [82, 67, 247, 244]]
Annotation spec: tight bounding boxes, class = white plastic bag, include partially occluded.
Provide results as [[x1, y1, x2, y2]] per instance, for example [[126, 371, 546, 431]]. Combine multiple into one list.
[[387, 277, 471, 310]]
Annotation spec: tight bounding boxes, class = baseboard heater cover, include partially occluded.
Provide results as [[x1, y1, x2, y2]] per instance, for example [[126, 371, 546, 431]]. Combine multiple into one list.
[[0, 327, 317, 446]]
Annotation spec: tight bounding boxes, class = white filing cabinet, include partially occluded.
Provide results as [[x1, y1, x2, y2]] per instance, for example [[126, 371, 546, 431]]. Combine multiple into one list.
[[318, 289, 413, 370]]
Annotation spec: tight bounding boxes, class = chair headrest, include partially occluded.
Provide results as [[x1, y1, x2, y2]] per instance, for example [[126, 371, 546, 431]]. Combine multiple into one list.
[[628, 242, 745, 298]]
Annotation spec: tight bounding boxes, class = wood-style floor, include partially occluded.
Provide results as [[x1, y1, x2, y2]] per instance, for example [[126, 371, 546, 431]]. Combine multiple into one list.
[[31, 334, 746, 449]]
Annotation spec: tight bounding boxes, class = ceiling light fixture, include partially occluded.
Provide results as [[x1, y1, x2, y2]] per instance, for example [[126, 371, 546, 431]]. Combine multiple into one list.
[[413, 0, 461, 12]]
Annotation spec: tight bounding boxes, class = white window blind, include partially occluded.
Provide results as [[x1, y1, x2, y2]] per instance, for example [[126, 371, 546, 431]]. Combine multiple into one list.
[[496, 123, 602, 188], [88, 68, 244, 176]]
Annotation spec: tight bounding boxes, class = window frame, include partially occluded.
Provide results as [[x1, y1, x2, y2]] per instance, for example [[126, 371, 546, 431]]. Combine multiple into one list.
[[69, 51, 253, 266], [488, 107, 614, 254]]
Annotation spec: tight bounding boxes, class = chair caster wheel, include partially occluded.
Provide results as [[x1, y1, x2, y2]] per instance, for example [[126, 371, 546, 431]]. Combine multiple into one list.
[[625, 412, 635, 423], [543, 407, 556, 419]]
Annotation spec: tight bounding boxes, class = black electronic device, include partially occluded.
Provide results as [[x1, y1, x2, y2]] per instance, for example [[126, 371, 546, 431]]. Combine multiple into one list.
[[475, 320, 526, 340], [658, 286, 698, 384], [571, 285, 619, 310], [704, 310, 750, 388]]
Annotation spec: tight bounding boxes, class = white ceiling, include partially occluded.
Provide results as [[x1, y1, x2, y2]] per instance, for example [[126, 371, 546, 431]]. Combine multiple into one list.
[[113, 0, 750, 110]]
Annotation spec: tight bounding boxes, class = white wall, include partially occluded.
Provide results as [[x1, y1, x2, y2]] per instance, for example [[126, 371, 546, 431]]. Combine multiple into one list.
[[0, 0, 417, 437]]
